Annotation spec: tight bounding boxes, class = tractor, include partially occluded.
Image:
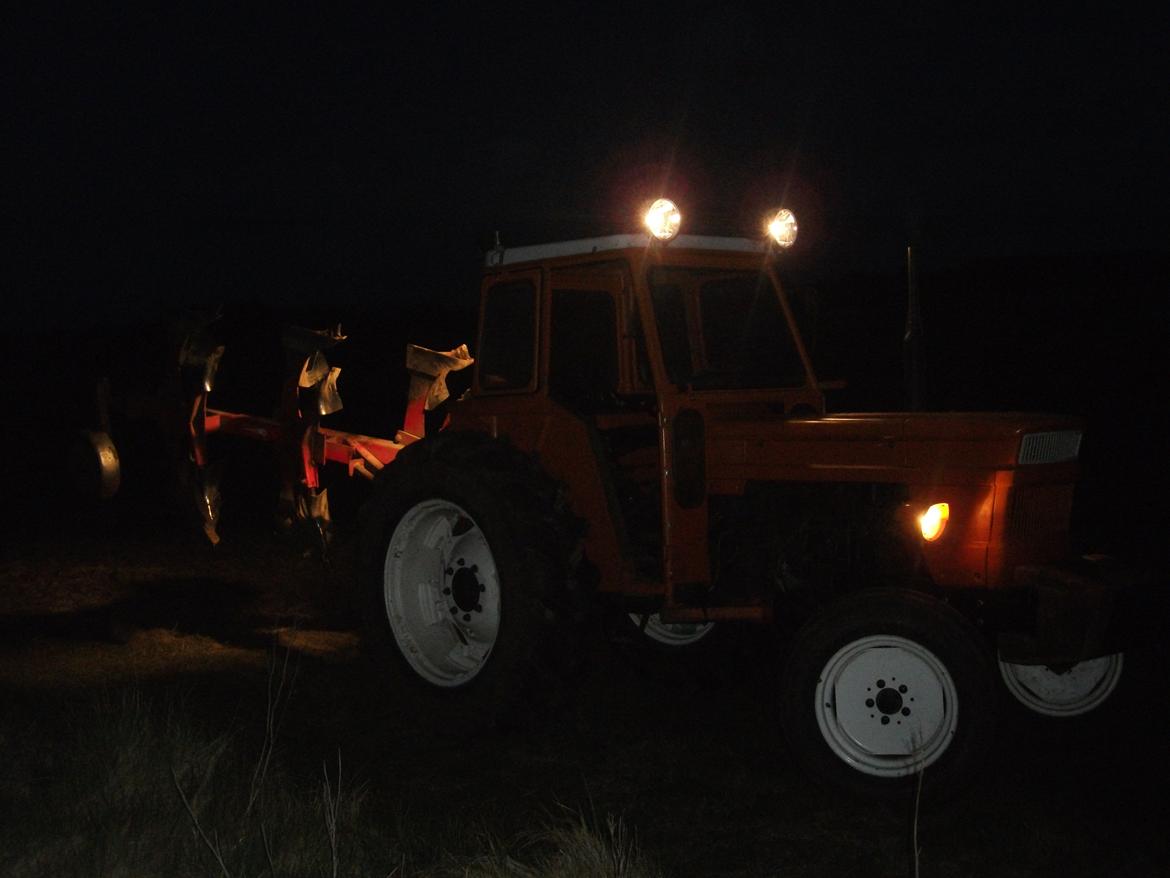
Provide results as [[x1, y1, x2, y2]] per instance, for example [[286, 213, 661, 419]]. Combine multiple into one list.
[[160, 198, 1139, 799]]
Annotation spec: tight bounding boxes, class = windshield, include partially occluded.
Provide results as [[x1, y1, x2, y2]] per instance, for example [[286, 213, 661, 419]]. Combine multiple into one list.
[[648, 266, 808, 390]]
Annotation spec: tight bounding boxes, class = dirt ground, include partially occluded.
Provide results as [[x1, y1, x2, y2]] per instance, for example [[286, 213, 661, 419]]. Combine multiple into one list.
[[2, 496, 1168, 876]]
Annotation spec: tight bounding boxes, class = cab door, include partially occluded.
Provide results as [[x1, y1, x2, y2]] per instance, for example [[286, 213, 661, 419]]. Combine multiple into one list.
[[542, 267, 663, 591], [635, 257, 821, 612]]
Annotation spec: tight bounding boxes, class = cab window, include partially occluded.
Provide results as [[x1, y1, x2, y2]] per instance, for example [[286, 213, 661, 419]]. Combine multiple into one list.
[[549, 289, 617, 408], [477, 279, 537, 392], [649, 267, 807, 390]]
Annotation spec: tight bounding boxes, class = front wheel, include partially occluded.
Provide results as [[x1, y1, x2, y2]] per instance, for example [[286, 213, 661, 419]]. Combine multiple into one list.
[[604, 607, 758, 687], [780, 589, 995, 800], [998, 653, 1123, 717], [627, 613, 716, 647]]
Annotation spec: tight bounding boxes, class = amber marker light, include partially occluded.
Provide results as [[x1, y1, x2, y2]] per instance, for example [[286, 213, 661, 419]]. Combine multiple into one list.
[[918, 503, 950, 541], [766, 208, 798, 247], [644, 198, 681, 241]]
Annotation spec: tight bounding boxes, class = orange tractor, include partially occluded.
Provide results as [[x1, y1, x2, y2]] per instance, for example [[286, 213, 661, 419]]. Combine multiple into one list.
[[175, 199, 1136, 798]]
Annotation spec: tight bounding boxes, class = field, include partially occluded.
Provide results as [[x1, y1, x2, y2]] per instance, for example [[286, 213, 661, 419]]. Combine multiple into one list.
[[2, 489, 1167, 878]]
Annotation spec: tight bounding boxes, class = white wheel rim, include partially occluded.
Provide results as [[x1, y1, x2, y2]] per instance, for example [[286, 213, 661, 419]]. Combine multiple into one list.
[[383, 499, 501, 687], [631, 613, 715, 647], [815, 635, 959, 778], [998, 653, 1123, 717]]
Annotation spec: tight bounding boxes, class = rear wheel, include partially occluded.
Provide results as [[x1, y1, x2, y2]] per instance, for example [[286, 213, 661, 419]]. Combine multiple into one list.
[[383, 497, 503, 687], [780, 589, 995, 800], [361, 433, 586, 727]]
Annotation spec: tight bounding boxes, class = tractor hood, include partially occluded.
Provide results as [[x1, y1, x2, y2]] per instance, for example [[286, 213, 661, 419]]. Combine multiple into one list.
[[705, 409, 1085, 483]]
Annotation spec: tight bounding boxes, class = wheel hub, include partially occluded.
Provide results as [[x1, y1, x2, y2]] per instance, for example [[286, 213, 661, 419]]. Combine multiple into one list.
[[873, 683, 908, 718], [448, 563, 484, 617]]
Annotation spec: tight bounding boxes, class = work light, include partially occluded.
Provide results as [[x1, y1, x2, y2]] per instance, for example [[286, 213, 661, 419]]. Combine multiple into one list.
[[767, 208, 798, 248], [644, 198, 682, 241]]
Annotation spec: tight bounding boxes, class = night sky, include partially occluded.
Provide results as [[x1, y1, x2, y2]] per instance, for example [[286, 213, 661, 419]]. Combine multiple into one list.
[[13, 6, 1168, 323], [9, 6, 1170, 544]]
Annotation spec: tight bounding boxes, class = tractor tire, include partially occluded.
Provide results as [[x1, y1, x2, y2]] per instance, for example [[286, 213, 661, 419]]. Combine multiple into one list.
[[359, 432, 587, 731], [779, 589, 995, 801]]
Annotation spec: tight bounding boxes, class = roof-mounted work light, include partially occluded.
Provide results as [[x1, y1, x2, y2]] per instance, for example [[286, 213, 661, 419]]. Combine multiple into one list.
[[766, 208, 798, 248], [644, 198, 682, 241]]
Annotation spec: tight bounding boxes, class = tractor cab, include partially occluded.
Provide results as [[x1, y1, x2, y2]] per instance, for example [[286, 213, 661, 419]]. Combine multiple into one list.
[[449, 202, 815, 625]]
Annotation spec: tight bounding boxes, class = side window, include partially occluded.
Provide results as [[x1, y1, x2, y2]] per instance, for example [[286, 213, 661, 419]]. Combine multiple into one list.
[[477, 280, 537, 391], [549, 289, 617, 407]]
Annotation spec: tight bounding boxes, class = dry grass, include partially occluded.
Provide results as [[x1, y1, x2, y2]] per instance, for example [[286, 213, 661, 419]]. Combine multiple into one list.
[[2, 529, 1165, 877], [423, 810, 664, 878], [0, 680, 665, 878]]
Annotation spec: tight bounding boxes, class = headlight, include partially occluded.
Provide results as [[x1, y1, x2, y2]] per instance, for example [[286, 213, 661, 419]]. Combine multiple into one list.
[[644, 198, 681, 241], [918, 503, 949, 542], [766, 208, 798, 248]]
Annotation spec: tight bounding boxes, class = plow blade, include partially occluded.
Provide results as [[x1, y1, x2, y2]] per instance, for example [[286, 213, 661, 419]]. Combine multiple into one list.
[[193, 461, 223, 546]]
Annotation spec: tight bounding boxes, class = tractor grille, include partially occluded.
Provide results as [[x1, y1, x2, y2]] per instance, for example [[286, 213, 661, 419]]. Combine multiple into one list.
[[1006, 484, 1075, 542], [1017, 431, 1082, 465]]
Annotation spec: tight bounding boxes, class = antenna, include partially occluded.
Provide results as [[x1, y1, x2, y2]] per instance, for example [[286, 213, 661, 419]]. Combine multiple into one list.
[[904, 245, 924, 411]]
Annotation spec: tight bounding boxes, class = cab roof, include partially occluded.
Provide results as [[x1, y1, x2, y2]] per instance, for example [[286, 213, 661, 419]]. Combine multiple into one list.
[[484, 234, 766, 267]]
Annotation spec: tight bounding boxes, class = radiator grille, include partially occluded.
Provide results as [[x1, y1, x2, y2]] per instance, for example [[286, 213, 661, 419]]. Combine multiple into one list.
[[1018, 430, 1082, 465], [1006, 484, 1075, 542]]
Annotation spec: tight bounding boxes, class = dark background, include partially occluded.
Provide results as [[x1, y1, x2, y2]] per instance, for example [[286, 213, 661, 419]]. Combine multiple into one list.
[[4, 11, 1170, 873], [8, 5, 1170, 559]]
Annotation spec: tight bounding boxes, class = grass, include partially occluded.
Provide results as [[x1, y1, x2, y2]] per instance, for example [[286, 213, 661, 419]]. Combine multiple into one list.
[[2, 655, 1167, 877], [0, 674, 664, 878], [1, 525, 1166, 876]]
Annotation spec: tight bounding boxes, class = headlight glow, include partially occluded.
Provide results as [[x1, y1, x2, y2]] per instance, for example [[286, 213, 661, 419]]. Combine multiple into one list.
[[918, 502, 950, 542], [767, 208, 798, 247], [644, 198, 681, 241]]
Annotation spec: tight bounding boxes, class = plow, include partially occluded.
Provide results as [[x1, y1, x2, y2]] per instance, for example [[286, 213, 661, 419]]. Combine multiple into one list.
[[179, 317, 472, 549]]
